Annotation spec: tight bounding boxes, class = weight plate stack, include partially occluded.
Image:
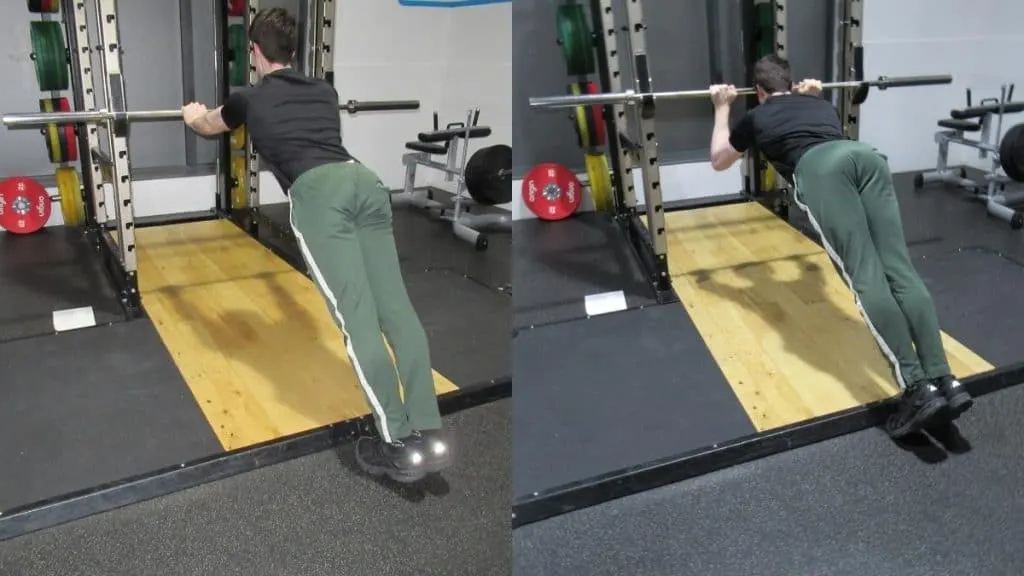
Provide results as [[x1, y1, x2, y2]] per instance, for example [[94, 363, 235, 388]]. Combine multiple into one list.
[[228, 25, 248, 87], [584, 153, 613, 212], [556, 5, 595, 76], [56, 166, 85, 227], [27, 0, 60, 13], [553, 3, 615, 218], [569, 81, 606, 150], [39, 97, 78, 164], [30, 21, 69, 91]]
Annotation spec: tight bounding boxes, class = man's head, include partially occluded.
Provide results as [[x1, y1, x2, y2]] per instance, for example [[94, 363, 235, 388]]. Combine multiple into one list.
[[752, 54, 793, 103], [248, 8, 297, 78]]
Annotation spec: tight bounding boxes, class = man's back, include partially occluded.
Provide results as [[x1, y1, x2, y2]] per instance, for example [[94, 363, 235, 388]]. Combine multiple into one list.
[[241, 69, 354, 191], [744, 93, 844, 182]]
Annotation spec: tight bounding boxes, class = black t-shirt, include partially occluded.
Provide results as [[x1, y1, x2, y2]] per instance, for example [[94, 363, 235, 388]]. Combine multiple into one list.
[[220, 68, 354, 192], [728, 93, 844, 183]]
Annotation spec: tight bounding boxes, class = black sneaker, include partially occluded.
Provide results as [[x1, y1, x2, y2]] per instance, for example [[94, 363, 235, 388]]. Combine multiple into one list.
[[355, 436, 428, 483], [410, 429, 453, 474], [934, 375, 973, 419], [887, 381, 949, 438]]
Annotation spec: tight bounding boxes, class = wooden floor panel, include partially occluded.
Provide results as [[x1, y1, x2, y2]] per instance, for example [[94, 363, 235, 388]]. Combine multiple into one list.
[[661, 202, 992, 431], [135, 220, 457, 451]]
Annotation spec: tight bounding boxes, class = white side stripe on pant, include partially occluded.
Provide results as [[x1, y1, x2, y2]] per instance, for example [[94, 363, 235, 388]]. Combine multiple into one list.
[[288, 195, 394, 442], [790, 189, 908, 390]]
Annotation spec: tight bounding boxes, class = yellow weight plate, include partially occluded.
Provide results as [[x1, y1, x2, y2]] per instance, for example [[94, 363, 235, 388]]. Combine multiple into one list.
[[40, 98, 61, 163], [230, 126, 246, 150], [231, 156, 247, 208], [584, 153, 613, 213], [55, 166, 85, 226], [760, 160, 777, 191]]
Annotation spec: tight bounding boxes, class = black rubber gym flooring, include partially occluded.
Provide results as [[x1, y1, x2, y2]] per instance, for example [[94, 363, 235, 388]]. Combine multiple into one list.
[[512, 381, 1024, 576], [0, 204, 510, 513], [0, 227, 125, 343], [512, 305, 753, 499], [512, 212, 660, 329], [0, 399, 511, 576], [0, 319, 221, 511], [512, 169, 1024, 500]]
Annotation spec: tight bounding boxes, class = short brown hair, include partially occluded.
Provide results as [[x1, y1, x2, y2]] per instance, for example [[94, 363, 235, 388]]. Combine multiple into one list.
[[249, 8, 297, 64], [753, 54, 792, 94]]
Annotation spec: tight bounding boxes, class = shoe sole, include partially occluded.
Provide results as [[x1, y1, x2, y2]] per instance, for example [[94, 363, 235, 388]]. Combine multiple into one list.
[[945, 392, 974, 420], [889, 397, 948, 438], [355, 449, 427, 484]]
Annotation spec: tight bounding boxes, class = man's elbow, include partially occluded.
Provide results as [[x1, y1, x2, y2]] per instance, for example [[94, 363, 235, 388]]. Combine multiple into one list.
[[710, 153, 731, 172]]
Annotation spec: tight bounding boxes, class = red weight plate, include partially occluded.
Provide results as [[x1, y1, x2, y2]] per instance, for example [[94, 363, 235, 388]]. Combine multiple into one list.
[[227, 0, 245, 17], [56, 97, 78, 162], [0, 177, 52, 234], [521, 163, 582, 221]]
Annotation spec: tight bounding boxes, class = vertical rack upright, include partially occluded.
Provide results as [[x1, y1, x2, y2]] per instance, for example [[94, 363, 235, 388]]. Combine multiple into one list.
[[836, 0, 863, 139], [588, 0, 671, 295], [92, 0, 141, 313]]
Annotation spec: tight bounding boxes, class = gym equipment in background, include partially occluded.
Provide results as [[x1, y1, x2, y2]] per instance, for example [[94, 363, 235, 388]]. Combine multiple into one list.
[[228, 24, 248, 87], [39, 97, 78, 164], [395, 109, 512, 250], [27, 0, 60, 13], [556, 4, 595, 76], [0, 176, 51, 234], [522, 163, 583, 221], [30, 20, 69, 91], [915, 84, 1024, 229], [569, 81, 606, 149], [553, 3, 615, 216]]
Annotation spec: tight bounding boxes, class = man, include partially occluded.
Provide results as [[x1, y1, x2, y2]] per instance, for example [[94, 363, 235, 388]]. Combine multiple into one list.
[[707, 54, 971, 438], [180, 7, 451, 482]]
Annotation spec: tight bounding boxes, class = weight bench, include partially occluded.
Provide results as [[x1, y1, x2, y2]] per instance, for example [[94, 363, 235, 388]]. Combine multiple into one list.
[[915, 84, 1024, 228], [394, 108, 512, 250]]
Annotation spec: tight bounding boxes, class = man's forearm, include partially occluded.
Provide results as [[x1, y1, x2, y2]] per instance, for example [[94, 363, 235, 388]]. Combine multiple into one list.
[[710, 105, 732, 158], [188, 109, 222, 137]]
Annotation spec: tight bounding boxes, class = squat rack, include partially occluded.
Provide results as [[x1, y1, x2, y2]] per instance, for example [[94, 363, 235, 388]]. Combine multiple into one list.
[[28, 0, 409, 318], [551, 0, 863, 302]]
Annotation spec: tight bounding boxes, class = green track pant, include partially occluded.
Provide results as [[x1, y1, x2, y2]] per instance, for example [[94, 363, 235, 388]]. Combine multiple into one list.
[[791, 140, 951, 388], [288, 161, 441, 441]]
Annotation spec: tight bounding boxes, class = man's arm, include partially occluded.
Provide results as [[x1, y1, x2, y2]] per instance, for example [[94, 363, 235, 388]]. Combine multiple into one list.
[[187, 107, 231, 137], [184, 91, 247, 137], [710, 104, 744, 171]]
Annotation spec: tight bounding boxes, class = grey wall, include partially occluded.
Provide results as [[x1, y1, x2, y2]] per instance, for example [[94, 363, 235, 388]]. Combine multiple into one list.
[[512, 0, 831, 178]]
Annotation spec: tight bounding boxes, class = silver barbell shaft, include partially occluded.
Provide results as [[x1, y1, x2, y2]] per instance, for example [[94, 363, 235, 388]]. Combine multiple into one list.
[[529, 76, 950, 109], [1, 99, 423, 129]]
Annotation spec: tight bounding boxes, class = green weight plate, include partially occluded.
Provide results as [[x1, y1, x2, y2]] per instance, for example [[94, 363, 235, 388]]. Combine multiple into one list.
[[228, 24, 248, 86], [556, 5, 595, 76], [30, 21, 69, 91]]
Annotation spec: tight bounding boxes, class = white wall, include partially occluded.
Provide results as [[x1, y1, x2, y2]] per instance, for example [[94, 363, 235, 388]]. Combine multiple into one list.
[[334, 0, 512, 196], [859, 0, 1024, 172]]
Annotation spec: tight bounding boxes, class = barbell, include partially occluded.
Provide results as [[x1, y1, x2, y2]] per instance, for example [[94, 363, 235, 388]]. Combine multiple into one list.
[[529, 74, 954, 109], [1, 99, 421, 129]]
